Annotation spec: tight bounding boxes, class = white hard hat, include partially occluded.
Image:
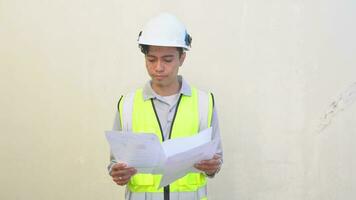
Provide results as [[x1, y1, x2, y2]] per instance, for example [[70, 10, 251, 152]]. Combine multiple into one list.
[[137, 13, 192, 50]]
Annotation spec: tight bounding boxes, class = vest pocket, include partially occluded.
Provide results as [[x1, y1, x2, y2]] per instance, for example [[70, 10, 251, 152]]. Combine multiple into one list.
[[131, 174, 154, 185], [178, 173, 198, 185]]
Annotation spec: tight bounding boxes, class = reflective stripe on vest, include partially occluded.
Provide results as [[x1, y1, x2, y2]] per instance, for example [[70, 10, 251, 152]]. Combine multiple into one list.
[[118, 87, 213, 198], [126, 185, 207, 200], [120, 91, 135, 132]]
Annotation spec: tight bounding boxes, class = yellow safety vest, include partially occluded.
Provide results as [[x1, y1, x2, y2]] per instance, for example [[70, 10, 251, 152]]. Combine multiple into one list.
[[118, 87, 213, 199]]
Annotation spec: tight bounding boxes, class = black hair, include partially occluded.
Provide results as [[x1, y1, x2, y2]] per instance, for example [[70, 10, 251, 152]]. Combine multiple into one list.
[[139, 44, 184, 57]]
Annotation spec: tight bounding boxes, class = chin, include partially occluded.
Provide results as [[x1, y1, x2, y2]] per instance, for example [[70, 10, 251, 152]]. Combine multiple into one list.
[[152, 79, 165, 85]]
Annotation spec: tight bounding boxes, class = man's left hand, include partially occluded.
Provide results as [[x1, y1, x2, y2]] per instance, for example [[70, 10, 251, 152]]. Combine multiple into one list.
[[194, 154, 222, 176]]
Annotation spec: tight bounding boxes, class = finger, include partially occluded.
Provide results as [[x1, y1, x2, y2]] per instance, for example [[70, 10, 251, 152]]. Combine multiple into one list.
[[111, 163, 128, 171], [194, 163, 219, 171], [114, 178, 129, 186], [199, 158, 221, 165], [113, 172, 136, 186], [113, 172, 134, 182], [194, 166, 216, 175], [111, 167, 137, 176], [198, 155, 221, 164], [112, 166, 136, 174], [113, 175, 128, 182], [111, 167, 137, 177], [195, 165, 218, 171]]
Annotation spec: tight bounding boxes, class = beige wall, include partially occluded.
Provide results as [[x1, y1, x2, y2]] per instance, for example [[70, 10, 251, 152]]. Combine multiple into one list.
[[1, 0, 356, 199]]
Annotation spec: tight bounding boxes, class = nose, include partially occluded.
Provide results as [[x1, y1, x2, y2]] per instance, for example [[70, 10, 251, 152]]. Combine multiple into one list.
[[154, 60, 164, 72]]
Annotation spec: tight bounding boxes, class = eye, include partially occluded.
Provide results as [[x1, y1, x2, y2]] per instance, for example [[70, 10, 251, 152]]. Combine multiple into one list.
[[147, 59, 156, 63], [164, 59, 173, 63]]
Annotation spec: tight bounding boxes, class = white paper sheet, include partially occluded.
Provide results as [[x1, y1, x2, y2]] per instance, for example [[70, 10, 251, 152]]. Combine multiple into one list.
[[161, 128, 213, 157], [105, 131, 165, 173], [105, 127, 217, 187], [159, 138, 219, 188]]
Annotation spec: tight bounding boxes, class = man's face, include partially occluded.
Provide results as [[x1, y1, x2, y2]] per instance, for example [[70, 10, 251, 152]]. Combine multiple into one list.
[[145, 46, 186, 88]]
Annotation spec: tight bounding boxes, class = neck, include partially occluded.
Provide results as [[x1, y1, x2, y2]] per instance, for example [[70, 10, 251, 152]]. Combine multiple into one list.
[[151, 79, 180, 96]]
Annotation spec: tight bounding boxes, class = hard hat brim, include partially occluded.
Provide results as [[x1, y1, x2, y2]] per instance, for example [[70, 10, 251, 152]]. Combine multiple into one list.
[[138, 41, 190, 51]]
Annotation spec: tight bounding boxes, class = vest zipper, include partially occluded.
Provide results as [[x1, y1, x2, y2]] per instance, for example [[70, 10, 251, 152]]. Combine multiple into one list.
[[150, 94, 183, 200]]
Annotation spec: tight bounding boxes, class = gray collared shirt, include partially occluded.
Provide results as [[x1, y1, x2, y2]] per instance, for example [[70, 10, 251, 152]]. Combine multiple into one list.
[[109, 76, 223, 173]]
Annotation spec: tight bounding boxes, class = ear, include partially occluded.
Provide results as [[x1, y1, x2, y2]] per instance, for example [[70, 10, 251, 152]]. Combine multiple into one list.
[[179, 52, 186, 67]]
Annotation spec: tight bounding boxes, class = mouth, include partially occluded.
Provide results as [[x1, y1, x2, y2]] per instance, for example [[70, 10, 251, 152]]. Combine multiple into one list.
[[154, 75, 167, 80]]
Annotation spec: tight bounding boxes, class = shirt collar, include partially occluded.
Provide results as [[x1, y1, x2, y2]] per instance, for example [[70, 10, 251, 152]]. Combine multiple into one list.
[[142, 75, 192, 100]]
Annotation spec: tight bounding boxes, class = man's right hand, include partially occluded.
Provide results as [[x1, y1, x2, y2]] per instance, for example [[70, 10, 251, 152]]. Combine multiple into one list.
[[110, 163, 137, 186]]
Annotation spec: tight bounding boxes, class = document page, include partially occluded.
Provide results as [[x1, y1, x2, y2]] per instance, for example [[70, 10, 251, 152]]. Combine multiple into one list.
[[105, 127, 217, 187], [105, 131, 165, 173], [160, 138, 218, 188], [161, 128, 212, 157]]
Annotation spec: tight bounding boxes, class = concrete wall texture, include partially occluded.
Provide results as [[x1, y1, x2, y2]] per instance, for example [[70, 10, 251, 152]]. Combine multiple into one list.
[[1, 0, 355, 199]]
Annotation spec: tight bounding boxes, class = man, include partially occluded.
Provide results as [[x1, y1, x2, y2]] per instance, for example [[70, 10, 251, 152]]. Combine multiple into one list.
[[108, 13, 223, 200]]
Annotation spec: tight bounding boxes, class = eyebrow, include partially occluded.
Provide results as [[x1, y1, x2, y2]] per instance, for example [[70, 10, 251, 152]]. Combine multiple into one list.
[[147, 55, 175, 58]]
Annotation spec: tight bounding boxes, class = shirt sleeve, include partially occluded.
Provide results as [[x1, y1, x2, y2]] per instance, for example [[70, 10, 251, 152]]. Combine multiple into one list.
[[206, 105, 224, 178], [211, 106, 223, 159], [107, 111, 122, 174], [112, 111, 122, 131]]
